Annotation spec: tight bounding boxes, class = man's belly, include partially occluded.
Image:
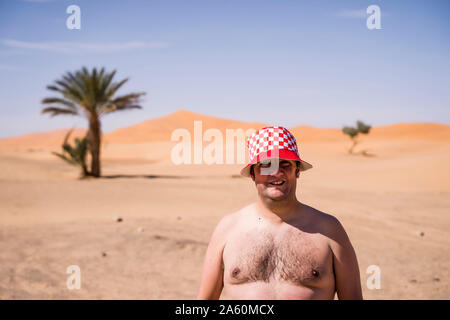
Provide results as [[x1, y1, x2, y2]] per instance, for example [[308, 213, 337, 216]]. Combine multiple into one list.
[[223, 281, 335, 300]]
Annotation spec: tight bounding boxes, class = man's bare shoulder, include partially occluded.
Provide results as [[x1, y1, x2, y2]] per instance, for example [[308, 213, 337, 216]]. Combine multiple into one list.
[[301, 203, 347, 238], [209, 205, 251, 250], [216, 203, 253, 230]]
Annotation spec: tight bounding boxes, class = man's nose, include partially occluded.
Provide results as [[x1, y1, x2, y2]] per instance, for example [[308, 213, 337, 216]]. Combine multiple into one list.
[[270, 165, 284, 177]]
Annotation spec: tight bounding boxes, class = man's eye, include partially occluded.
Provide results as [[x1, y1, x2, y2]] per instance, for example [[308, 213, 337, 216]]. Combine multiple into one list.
[[260, 163, 271, 168]]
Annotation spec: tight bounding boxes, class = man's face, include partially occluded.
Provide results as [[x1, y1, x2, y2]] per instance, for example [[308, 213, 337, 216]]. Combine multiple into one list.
[[251, 159, 299, 202]]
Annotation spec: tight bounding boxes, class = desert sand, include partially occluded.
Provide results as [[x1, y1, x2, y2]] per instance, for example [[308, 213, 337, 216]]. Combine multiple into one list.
[[0, 110, 449, 299]]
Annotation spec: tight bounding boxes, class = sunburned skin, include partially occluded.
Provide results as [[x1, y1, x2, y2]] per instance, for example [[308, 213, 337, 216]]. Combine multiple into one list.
[[221, 207, 336, 300]]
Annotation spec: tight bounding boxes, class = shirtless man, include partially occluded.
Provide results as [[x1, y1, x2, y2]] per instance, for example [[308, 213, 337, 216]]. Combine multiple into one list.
[[197, 126, 363, 300]]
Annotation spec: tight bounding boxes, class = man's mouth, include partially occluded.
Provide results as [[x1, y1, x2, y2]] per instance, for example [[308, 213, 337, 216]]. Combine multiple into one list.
[[269, 180, 285, 186]]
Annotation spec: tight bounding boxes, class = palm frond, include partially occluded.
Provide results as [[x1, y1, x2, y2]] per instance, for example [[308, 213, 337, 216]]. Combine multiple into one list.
[[41, 107, 78, 116], [101, 70, 116, 94], [63, 72, 86, 96], [52, 129, 89, 176], [52, 81, 83, 104], [46, 85, 62, 92], [78, 67, 96, 110], [41, 97, 77, 110], [52, 151, 77, 165], [97, 69, 116, 104], [99, 92, 145, 115], [105, 78, 129, 101], [100, 104, 142, 115]]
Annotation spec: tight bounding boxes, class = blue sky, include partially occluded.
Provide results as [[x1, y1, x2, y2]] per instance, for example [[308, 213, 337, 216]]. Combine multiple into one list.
[[0, 0, 449, 138]]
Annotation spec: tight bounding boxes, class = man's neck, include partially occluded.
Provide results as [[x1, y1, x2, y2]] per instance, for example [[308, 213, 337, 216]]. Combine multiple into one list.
[[255, 196, 301, 223]]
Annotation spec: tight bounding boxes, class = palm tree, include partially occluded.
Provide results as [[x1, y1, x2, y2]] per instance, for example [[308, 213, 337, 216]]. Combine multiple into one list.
[[52, 129, 89, 177], [41, 67, 145, 177]]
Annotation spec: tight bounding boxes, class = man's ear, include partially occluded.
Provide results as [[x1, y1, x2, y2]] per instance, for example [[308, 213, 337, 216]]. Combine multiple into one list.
[[250, 166, 255, 181], [250, 165, 256, 181]]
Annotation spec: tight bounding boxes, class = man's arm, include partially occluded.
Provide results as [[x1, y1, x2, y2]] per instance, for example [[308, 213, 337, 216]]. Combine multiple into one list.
[[197, 214, 233, 300], [328, 217, 363, 300]]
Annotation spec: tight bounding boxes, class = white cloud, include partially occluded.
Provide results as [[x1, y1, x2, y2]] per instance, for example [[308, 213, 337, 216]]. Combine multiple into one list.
[[335, 9, 367, 19], [0, 39, 168, 54], [334, 8, 389, 19]]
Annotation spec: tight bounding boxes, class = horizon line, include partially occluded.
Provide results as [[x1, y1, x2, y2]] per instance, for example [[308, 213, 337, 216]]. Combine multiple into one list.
[[1, 109, 449, 140]]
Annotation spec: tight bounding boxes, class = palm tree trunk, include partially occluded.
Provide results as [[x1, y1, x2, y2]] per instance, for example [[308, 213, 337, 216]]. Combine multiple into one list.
[[88, 116, 101, 177]]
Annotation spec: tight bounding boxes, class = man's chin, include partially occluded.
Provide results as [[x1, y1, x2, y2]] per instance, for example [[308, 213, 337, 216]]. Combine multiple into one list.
[[263, 190, 289, 201]]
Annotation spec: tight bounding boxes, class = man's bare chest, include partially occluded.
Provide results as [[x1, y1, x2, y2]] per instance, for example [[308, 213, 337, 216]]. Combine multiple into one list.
[[222, 225, 333, 286]]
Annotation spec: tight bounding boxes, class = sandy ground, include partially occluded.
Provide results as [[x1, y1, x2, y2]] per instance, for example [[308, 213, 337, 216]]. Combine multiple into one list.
[[0, 120, 449, 299]]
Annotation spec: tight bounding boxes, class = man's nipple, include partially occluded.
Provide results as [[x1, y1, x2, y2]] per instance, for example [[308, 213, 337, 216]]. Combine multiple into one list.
[[231, 267, 241, 278]]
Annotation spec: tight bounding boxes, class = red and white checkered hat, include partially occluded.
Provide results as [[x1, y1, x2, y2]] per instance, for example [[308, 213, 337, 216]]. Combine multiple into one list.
[[240, 126, 313, 177]]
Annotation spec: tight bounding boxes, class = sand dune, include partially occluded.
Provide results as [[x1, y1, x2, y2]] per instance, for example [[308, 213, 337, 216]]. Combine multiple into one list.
[[105, 109, 267, 144], [0, 128, 87, 151], [290, 126, 345, 142], [368, 123, 450, 141], [1, 110, 449, 152], [291, 122, 450, 142]]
